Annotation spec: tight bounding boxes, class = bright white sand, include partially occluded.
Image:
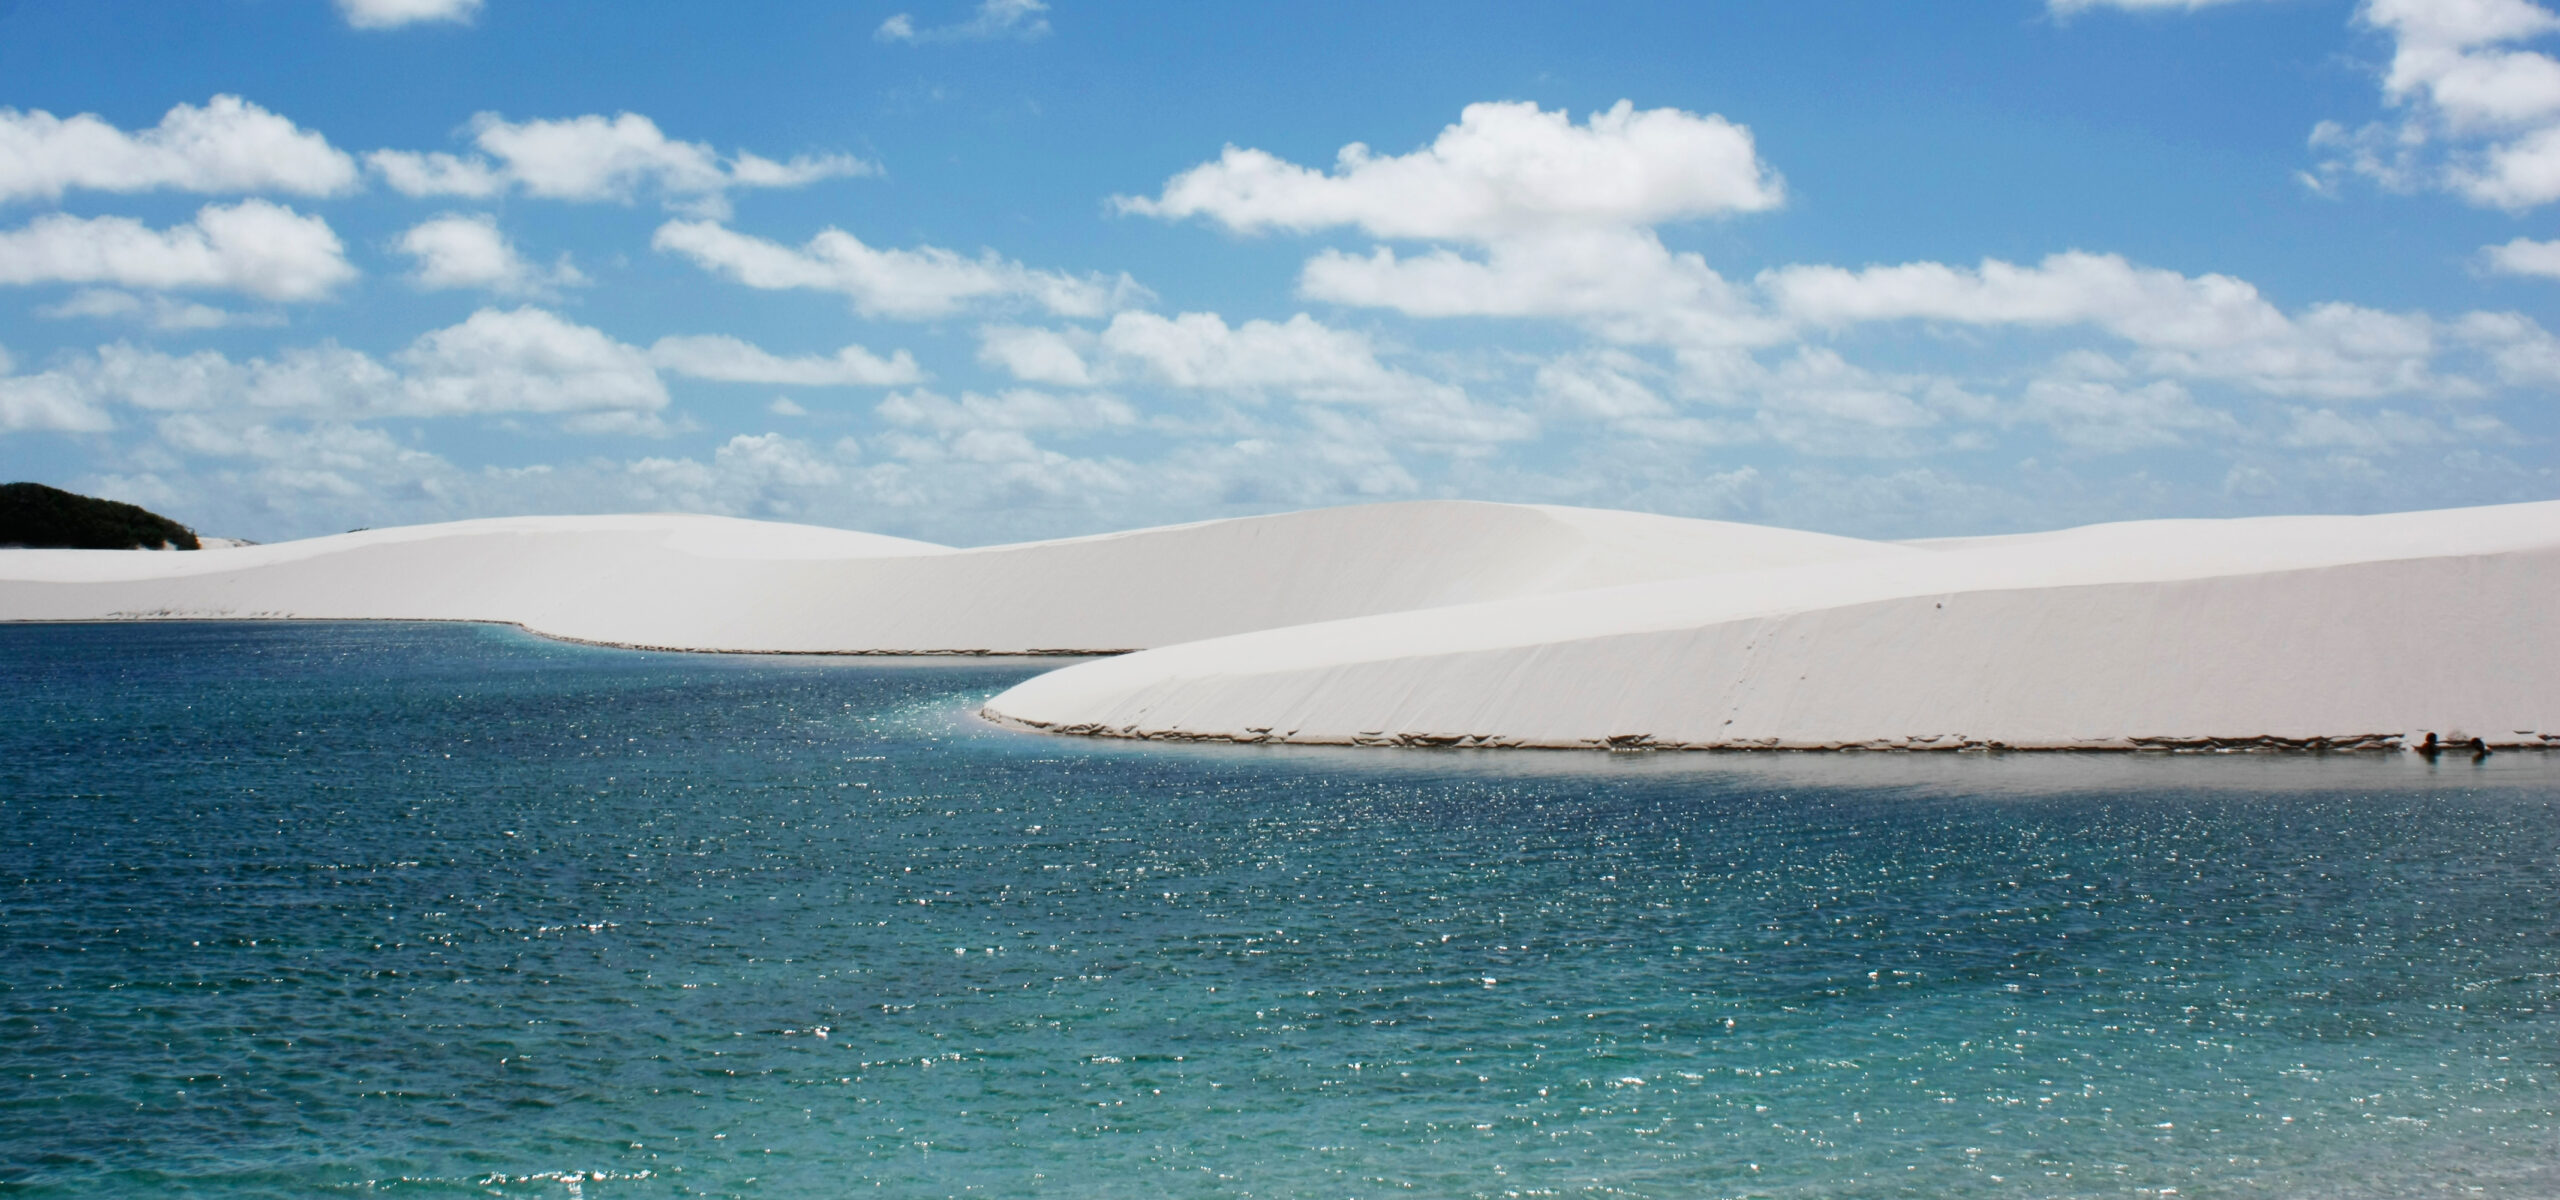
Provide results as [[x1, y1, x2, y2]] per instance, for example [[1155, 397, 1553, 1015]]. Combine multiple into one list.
[[979, 500, 2560, 751], [14, 498, 2550, 750], [0, 502, 1893, 654]]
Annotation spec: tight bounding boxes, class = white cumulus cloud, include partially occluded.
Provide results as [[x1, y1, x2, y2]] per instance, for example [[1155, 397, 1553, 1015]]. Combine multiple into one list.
[[1121, 100, 1782, 242], [652, 218, 1136, 319], [0, 200, 355, 302], [2483, 234, 2560, 276], [1743, 348, 1952, 457], [648, 334, 923, 386], [337, 0, 483, 29], [1536, 351, 1673, 422], [1126, 100, 2548, 445], [2452, 308, 2560, 384], [2372, 0, 2560, 132], [2013, 378, 2238, 451], [36, 288, 281, 331], [709, 432, 844, 489], [1126, 102, 1786, 355], [17, 308, 946, 438], [1301, 227, 1782, 348], [395, 307, 668, 419], [968, 309, 1532, 448], [975, 310, 1476, 411], [0, 95, 358, 203], [33, 308, 667, 428], [2311, 0, 2560, 208], [1095, 311, 1425, 400], [1761, 251, 2445, 398], [0, 348, 115, 433], [394, 213, 585, 295], [369, 111, 872, 216], [877, 387, 1136, 434], [975, 325, 1094, 386]]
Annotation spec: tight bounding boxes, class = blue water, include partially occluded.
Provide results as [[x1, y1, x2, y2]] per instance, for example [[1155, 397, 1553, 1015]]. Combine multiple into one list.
[[3, 622, 2557, 1198]]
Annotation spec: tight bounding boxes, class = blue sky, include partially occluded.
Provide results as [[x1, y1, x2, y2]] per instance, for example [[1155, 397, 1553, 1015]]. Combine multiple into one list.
[[2, 0, 2556, 543]]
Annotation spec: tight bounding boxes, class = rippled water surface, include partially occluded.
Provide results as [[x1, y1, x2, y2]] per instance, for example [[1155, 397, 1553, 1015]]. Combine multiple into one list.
[[4, 621, 2557, 1198]]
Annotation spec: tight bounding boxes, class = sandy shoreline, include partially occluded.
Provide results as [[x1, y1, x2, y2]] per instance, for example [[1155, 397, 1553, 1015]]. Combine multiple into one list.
[[11, 498, 2557, 752]]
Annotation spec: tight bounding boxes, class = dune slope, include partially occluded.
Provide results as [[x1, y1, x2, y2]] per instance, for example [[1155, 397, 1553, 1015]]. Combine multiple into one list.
[[0, 502, 1898, 653], [980, 501, 2560, 750]]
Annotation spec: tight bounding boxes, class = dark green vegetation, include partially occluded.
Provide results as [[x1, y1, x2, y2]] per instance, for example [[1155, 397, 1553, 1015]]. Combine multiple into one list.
[[0, 481, 198, 550]]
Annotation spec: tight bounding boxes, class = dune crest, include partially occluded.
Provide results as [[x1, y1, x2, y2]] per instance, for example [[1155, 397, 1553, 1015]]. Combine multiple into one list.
[[977, 500, 2560, 752], [0, 502, 1891, 654], [10, 498, 2553, 750]]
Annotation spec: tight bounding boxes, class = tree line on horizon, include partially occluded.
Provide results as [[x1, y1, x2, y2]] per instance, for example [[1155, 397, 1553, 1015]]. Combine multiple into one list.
[[0, 482, 200, 551]]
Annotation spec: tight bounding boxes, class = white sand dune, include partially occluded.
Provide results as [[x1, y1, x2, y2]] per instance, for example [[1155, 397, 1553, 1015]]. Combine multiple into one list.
[[979, 500, 2560, 751], [0, 502, 1894, 654], [14, 497, 2552, 750]]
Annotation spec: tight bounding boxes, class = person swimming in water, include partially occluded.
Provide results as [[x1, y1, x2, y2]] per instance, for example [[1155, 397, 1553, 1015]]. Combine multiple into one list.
[[2414, 732, 2491, 760]]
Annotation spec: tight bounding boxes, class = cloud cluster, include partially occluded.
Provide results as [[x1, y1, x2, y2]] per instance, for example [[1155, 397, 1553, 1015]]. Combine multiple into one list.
[[973, 309, 1533, 452], [0, 96, 359, 203], [0, 200, 353, 301], [395, 213, 586, 295], [1124, 101, 1794, 353], [0, 95, 898, 321], [1763, 251, 2448, 399], [0, 96, 868, 216], [878, 387, 1133, 436], [0, 345, 115, 433], [1300, 226, 1778, 347], [395, 307, 666, 424], [976, 310, 1490, 417], [24, 309, 659, 430], [1102, 312, 1438, 398], [2483, 234, 2560, 276], [1524, 345, 1980, 459], [8, 308, 924, 444], [1121, 100, 1782, 241], [654, 219, 1137, 319], [37, 289, 281, 331], [1096, 97, 2553, 475], [2311, 0, 2560, 209], [369, 111, 873, 216], [648, 334, 923, 386], [14, 74, 2553, 549]]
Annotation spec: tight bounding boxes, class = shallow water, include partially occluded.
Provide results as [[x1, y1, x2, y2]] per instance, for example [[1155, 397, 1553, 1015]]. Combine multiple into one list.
[[2, 621, 2555, 1198]]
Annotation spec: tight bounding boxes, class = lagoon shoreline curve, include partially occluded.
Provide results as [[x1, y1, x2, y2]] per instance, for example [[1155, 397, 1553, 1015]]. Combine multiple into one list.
[[7, 498, 2555, 753]]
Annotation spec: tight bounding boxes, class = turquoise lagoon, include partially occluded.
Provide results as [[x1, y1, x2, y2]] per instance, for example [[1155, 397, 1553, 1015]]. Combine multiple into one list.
[[2, 621, 2554, 1197]]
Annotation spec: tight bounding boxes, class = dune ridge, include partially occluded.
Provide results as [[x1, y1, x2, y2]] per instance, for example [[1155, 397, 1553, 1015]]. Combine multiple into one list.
[[9, 497, 2552, 751], [0, 501, 1892, 654], [976, 500, 2560, 752]]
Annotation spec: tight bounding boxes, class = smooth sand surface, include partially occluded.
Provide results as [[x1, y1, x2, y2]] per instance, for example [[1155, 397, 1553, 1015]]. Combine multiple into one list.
[[14, 497, 2551, 750], [0, 502, 1895, 653], [979, 500, 2560, 750]]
